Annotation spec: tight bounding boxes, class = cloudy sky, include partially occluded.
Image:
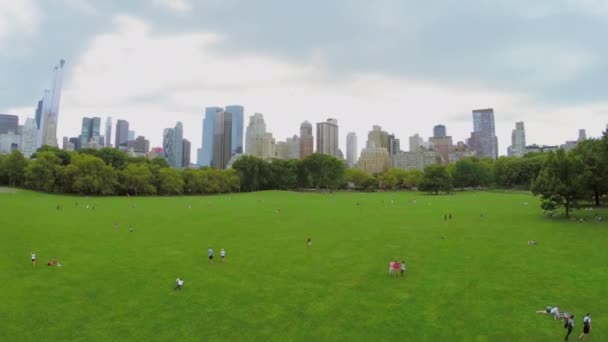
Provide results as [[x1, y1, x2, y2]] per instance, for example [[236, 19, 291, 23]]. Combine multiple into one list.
[[1, 0, 607, 161]]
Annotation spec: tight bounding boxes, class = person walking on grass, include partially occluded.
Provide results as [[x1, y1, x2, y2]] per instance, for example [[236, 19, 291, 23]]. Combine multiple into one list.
[[579, 313, 591, 341], [31, 252, 36, 268], [174, 278, 184, 290], [220, 248, 226, 263], [400, 261, 406, 276], [208, 248, 214, 264], [565, 314, 574, 340]]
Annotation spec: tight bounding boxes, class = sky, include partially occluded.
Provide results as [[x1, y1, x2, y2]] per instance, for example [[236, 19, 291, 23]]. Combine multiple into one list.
[[1, 0, 607, 162]]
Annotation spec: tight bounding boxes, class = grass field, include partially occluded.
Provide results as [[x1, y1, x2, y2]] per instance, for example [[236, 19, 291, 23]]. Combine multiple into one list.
[[1, 189, 607, 341]]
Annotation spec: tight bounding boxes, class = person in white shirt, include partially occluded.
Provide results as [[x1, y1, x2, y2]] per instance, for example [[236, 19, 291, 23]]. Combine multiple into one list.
[[400, 261, 406, 276], [31, 253, 36, 268], [208, 248, 214, 264], [389, 261, 395, 276], [220, 249, 226, 263], [579, 313, 591, 341], [536, 306, 560, 319], [174, 278, 184, 290]]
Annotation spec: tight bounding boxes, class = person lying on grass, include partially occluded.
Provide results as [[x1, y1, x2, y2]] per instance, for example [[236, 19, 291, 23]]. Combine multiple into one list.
[[536, 306, 560, 319]]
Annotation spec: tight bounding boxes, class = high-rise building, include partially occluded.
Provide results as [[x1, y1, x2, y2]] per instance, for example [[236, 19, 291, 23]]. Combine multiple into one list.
[[393, 149, 442, 171], [578, 129, 587, 141], [68, 137, 81, 151], [115, 120, 130, 149], [199, 107, 223, 167], [469, 108, 498, 159], [316, 118, 339, 157], [226, 105, 244, 155], [128, 130, 135, 142], [433, 125, 447, 138], [0, 114, 18, 134], [212, 111, 232, 169], [508, 121, 526, 157], [105, 117, 112, 147], [275, 135, 300, 160], [346, 132, 357, 167], [388, 134, 400, 156], [80, 117, 102, 147], [366, 125, 389, 149], [300, 121, 314, 159], [163, 122, 184, 168], [357, 147, 391, 174], [245, 113, 275, 159], [182, 139, 191, 168], [37, 59, 66, 148], [20, 118, 38, 157], [131, 136, 150, 154], [34, 100, 43, 129], [409, 134, 424, 153]]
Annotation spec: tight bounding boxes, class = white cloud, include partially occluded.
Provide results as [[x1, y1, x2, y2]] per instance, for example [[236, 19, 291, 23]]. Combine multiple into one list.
[[62, 0, 97, 16], [154, 0, 192, 13], [0, 0, 42, 41], [11, 14, 606, 161]]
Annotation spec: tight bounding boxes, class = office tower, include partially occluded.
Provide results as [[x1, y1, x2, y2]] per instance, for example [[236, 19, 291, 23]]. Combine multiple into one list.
[[433, 125, 447, 138], [0, 114, 19, 134], [578, 129, 587, 141], [131, 136, 150, 154], [80, 117, 102, 147], [357, 147, 391, 174], [105, 117, 112, 147], [37, 59, 66, 148], [115, 120, 129, 149], [409, 134, 424, 153], [508, 122, 526, 157], [212, 111, 232, 169], [163, 122, 184, 168], [366, 125, 388, 149], [20, 118, 38, 157], [300, 121, 314, 159], [388, 134, 400, 155], [226, 105, 244, 155], [469, 108, 498, 159], [429, 125, 453, 164], [34, 100, 42, 129], [346, 132, 357, 167], [128, 130, 135, 142], [200, 107, 223, 167], [0, 131, 21, 154], [245, 113, 274, 159], [275, 135, 300, 160], [316, 118, 339, 157], [182, 139, 191, 168]]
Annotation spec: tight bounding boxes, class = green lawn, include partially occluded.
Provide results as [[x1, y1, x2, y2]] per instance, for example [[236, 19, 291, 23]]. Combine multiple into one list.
[[1, 190, 606, 341]]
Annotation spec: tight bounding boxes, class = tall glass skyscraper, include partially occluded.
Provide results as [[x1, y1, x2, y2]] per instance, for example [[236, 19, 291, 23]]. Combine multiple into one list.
[[225, 105, 244, 155], [199, 107, 222, 167], [115, 119, 130, 149], [37, 59, 66, 148], [469, 108, 498, 159]]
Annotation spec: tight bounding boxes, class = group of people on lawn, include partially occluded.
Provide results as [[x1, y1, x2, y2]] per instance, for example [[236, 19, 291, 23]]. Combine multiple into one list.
[[389, 260, 406, 276], [536, 306, 592, 340]]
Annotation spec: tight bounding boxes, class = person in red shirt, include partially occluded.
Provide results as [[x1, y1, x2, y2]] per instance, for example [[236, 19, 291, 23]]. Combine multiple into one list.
[[393, 261, 400, 275]]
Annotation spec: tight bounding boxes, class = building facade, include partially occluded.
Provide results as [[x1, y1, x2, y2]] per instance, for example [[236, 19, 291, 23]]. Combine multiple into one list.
[[163, 122, 184, 168], [346, 132, 357, 167], [226, 105, 244, 156], [245, 113, 274, 159], [0, 114, 18, 135], [300, 121, 314, 159], [212, 111, 232, 169], [105, 117, 112, 148], [433, 124, 447, 138], [199, 107, 222, 167], [316, 118, 339, 157], [409, 134, 424, 153], [37, 60, 65, 148], [508, 121, 526, 157], [115, 119, 130, 149], [20, 118, 38, 157], [469, 108, 498, 159], [357, 147, 391, 174], [393, 149, 442, 171], [182, 139, 191, 168], [80, 117, 102, 147]]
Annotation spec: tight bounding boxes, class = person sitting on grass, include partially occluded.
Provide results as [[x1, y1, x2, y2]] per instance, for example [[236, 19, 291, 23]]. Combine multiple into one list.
[[528, 240, 538, 245], [400, 261, 406, 276], [389, 260, 395, 276], [174, 278, 184, 291], [392, 260, 400, 276], [536, 306, 560, 319]]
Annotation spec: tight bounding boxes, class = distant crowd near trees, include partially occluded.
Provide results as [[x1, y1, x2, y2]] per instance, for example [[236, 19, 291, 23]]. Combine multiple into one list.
[[0, 131, 606, 216]]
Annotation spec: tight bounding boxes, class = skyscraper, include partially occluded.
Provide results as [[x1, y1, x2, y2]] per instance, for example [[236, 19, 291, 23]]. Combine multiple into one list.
[[163, 122, 184, 168], [508, 122, 526, 157], [578, 129, 587, 141], [128, 130, 135, 142], [245, 113, 274, 159], [38, 59, 66, 148], [366, 126, 389, 149], [433, 125, 447, 138], [105, 117, 112, 147], [80, 117, 101, 147], [0, 114, 18, 134], [409, 134, 424, 152], [316, 118, 339, 157], [226, 105, 244, 155], [115, 120, 129, 149], [182, 139, 191, 168], [469, 108, 498, 159], [346, 132, 357, 167], [20, 118, 38, 157], [300, 121, 314, 159], [212, 111, 232, 169], [132, 136, 150, 154], [199, 107, 222, 167]]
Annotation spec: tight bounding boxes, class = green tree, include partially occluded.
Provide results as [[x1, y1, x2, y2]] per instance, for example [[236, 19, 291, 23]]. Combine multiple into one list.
[[419, 164, 453, 195], [402, 169, 424, 189], [300, 153, 346, 189], [379, 168, 408, 190], [344, 168, 371, 189], [232, 155, 269, 192], [531, 149, 584, 217], [97, 147, 128, 170], [1, 150, 28, 187], [24, 151, 63, 192], [119, 163, 156, 195], [32, 145, 72, 165], [157, 168, 184, 195], [572, 139, 608, 206], [63, 154, 117, 195]]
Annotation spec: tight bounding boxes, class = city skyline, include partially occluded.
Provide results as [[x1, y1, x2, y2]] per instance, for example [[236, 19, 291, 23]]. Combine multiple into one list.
[[2, 2, 608, 162]]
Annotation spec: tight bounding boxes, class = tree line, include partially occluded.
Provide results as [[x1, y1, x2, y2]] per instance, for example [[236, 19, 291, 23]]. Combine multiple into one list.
[[0, 132, 606, 216]]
